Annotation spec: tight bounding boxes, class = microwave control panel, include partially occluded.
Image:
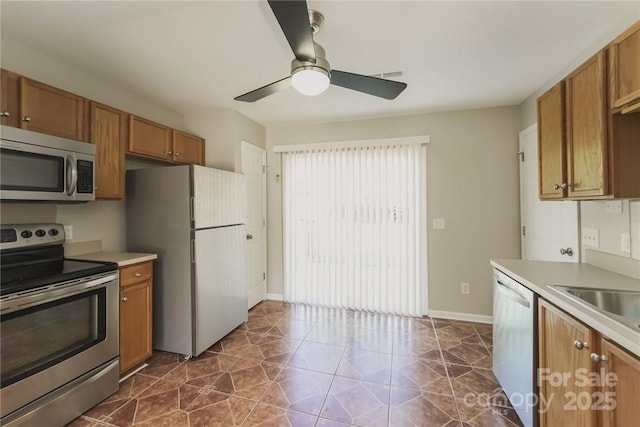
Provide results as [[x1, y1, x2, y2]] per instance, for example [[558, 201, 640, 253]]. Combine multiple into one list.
[[76, 160, 94, 194]]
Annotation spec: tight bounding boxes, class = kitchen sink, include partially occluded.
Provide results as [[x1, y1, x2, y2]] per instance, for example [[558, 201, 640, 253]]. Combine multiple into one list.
[[551, 285, 640, 333]]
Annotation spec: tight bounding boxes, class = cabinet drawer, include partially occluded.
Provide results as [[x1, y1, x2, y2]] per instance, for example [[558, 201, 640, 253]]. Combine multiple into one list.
[[120, 261, 153, 287]]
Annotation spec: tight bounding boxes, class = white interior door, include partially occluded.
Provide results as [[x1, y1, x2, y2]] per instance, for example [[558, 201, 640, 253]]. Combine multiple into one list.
[[242, 141, 267, 308], [519, 125, 579, 262]]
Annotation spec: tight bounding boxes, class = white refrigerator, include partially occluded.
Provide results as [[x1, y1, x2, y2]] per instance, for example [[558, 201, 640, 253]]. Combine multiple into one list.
[[126, 165, 247, 358]]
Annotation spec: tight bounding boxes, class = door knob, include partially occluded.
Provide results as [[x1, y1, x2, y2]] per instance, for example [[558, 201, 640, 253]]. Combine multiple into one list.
[[22, 116, 32, 122], [560, 247, 574, 256], [246, 234, 254, 240]]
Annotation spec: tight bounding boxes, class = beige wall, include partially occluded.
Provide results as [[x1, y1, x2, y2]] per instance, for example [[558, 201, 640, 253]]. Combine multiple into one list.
[[266, 106, 521, 317], [518, 14, 640, 130], [1, 38, 184, 128], [184, 109, 266, 172]]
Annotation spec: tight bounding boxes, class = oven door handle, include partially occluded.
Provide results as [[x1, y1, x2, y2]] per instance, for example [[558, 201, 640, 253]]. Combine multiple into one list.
[[0, 272, 118, 313]]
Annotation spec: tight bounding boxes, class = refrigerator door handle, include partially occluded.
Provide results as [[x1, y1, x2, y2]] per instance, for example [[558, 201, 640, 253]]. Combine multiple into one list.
[[190, 197, 194, 222], [191, 239, 195, 264]]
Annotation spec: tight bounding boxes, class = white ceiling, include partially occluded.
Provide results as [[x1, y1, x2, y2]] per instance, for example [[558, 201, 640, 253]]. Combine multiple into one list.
[[1, 1, 638, 126]]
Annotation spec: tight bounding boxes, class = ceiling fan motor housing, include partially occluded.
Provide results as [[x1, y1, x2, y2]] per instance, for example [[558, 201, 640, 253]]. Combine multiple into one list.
[[290, 42, 331, 77]]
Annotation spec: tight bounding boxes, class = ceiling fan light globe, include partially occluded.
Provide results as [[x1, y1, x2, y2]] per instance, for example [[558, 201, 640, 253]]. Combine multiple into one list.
[[291, 68, 330, 96]]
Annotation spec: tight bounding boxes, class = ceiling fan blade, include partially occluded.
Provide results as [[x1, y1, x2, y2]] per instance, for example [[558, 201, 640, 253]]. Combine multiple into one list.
[[234, 76, 291, 102], [330, 70, 407, 100], [268, 0, 316, 63]]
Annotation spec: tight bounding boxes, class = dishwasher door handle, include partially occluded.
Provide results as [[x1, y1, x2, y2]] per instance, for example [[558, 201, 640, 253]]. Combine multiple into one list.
[[496, 278, 530, 308]]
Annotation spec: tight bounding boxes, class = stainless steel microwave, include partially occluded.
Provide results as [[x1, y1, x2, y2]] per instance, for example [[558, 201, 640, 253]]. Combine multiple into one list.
[[0, 126, 95, 203]]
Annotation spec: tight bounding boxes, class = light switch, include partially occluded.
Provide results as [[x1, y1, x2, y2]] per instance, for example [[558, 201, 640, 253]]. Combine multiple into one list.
[[433, 218, 445, 229], [581, 228, 599, 248], [621, 233, 631, 253], [605, 201, 623, 214]]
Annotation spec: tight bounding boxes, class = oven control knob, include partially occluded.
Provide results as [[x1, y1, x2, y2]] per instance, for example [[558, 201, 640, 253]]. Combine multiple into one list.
[[49, 229, 59, 236], [21, 230, 33, 238], [35, 229, 46, 237]]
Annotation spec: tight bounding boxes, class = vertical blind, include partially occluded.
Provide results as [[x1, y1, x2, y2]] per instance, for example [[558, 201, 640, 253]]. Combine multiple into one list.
[[282, 142, 427, 316]]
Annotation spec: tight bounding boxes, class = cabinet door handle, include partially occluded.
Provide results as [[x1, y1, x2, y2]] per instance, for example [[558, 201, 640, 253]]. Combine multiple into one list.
[[134, 272, 142, 277], [1, 111, 10, 117], [175, 153, 180, 157], [590, 353, 609, 363], [22, 116, 32, 122], [573, 340, 589, 350], [121, 296, 128, 302], [553, 183, 568, 190]]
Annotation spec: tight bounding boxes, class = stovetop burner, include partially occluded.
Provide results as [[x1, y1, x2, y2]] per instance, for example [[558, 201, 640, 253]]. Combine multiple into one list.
[[0, 223, 117, 296]]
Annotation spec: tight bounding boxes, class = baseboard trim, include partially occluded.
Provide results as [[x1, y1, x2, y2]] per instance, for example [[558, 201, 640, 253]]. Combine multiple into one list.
[[119, 362, 148, 383], [428, 310, 493, 324], [266, 293, 284, 301]]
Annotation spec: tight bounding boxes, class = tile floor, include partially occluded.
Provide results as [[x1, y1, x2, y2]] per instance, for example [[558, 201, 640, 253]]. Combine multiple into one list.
[[69, 301, 523, 427]]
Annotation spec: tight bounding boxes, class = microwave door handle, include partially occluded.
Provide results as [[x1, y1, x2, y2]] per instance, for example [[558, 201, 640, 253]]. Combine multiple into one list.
[[66, 155, 78, 196]]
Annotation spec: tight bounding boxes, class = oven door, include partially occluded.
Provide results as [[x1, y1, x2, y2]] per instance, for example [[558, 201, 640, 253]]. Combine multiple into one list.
[[0, 271, 119, 418]]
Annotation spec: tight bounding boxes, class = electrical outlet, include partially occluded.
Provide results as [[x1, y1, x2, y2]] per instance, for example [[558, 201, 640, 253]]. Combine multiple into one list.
[[63, 225, 73, 240], [461, 282, 470, 295], [433, 218, 446, 229], [621, 233, 631, 253], [581, 228, 599, 248]]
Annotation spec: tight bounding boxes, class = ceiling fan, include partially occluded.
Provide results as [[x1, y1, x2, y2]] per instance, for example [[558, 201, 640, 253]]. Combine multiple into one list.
[[234, 0, 407, 102]]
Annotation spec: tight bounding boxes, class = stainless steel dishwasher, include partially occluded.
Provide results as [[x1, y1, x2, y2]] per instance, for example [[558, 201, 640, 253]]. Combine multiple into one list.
[[492, 268, 537, 427]]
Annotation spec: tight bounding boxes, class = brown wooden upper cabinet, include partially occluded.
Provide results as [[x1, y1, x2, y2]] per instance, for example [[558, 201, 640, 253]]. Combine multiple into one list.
[[1, 70, 87, 141], [537, 27, 640, 200], [565, 51, 608, 199], [1, 69, 21, 128], [608, 20, 640, 113], [172, 130, 205, 165], [128, 115, 172, 161], [90, 102, 127, 200], [128, 116, 204, 165], [537, 82, 567, 199], [537, 52, 608, 199], [20, 78, 87, 141]]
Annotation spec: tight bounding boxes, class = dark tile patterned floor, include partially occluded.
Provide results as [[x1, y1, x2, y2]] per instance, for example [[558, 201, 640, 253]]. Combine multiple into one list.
[[68, 301, 522, 427]]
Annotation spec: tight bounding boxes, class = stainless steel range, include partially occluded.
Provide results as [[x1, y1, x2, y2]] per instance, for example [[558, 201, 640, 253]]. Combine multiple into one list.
[[0, 223, 119, 427]]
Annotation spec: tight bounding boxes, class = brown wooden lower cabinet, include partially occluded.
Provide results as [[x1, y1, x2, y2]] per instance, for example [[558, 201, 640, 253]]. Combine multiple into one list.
[[598, 338, 640, 426], [119, 261, 153, 375], [538, 298, 640, 427]]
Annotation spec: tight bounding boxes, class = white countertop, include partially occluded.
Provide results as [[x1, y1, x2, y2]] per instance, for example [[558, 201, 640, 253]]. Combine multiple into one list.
[[491, 259, 640, 357], [71, 251, 157, 267]]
